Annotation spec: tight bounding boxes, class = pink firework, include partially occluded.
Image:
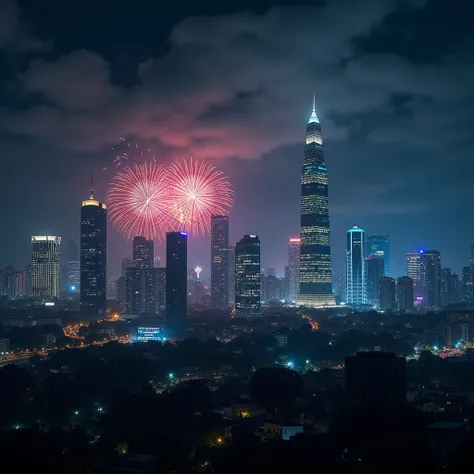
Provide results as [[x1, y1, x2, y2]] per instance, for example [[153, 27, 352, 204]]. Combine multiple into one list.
[[167, 158, 234, 234], [107, 162, 176, 240]]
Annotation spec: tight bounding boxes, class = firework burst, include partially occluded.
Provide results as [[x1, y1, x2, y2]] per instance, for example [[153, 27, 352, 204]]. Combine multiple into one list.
[[107, 162, 176, 240], [166, 158, 234, 235], [102, 138, 157, 171]]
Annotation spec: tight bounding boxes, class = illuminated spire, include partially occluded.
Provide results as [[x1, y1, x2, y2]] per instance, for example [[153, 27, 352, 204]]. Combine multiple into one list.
[[309, 93, 319, 123], [90, 174, 95, 199]]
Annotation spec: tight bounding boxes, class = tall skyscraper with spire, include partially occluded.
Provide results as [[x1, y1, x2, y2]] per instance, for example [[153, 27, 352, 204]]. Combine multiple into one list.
[[80, 176, 107, 316], [297, 96, 336, 307]]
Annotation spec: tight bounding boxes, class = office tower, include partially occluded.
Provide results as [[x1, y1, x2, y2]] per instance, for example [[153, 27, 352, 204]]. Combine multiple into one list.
[[25, 264, 32, 297], [154, 256, 161, 268], [346, 225, 367, 305], [211, 215, 229, 309], [462, 266, 473, 303], [379, 276, 396, 311], [450, 273, 461, 305], [235, 234, 261, 317], [13, 270, 25, 299], [367, 234, 391, 275], [133, 237, 154, 269], [366, 257, 385, 304], [67, 261, 80, 293], [262, 275, 281, 303], [441, 268, 451, 307], [297, 97, 335, 307], [80, 180, 107, 316], [420, 250, 441, 310], [156, 267, 166, 312], [397, 276, 414, 311], [332, 272, 345, 304], [0, 266, 24, 300], [31, 236, 61, 298], [125, 268, 143, 313], [121, 257, 133, 277], [117, 276, 126, 303], [227, 246, 235, 306], [0, 265, 15, 299], [345, 351, 406, 408], [406, 252, 422, 299], [166, 232, 188, 337], [106, 278, 117, 300], [288, 238, 300, 303], [143, 268, 159, 313]]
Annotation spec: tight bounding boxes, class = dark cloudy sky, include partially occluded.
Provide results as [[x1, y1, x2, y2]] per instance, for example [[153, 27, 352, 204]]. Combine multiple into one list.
[[0, 0, 473, 279]]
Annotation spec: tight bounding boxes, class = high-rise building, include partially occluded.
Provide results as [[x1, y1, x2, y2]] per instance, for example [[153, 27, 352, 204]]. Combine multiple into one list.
[[80, 180, 107, 316], [297, 97, 335, 308], [235, 234, 261, 317], [125, 268, 143, 313], [166, 232, 188, 338], [31, 236, 61, 298], [462, 266, 473, 303], [346, 225, 367, 305], [367, 234, 391, 275], [420, 250, 441, 310], [133, 237, 154, 269], [116, 276, 126, 304], [143, 268, 159, 313], [211, 215, 229, 309], [397, 276, 414, 311], [227, 246, 235, 306], [366, 257, 384, 304], [0, 266, 25, 300], [121, 257, 133, 277], [25, 264, 32, 297], [154, 256, 161, 268], [406, 252, 423, 299], [345, 351, 406, 408], [379, 276, 396, 311], [156, 267, 166, 313], [262, 275, 281, 303], [441, 268, 451, 307], [288, 238, 300, 303]]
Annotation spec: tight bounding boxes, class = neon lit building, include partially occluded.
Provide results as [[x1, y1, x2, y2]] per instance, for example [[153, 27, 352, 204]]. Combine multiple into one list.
[[288, 238, 300, 303], [346, 225, 367, 305], [80, 179, 107, 315], [297, 96, 336, 307], [31, 236, 61, 298]]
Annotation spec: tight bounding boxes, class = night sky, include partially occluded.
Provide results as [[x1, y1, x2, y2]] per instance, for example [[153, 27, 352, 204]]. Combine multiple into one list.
[[0, 0, 473, 280]]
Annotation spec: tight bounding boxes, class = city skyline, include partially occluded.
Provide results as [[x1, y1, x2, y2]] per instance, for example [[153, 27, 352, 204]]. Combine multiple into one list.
[[0, 1, 474, 282]]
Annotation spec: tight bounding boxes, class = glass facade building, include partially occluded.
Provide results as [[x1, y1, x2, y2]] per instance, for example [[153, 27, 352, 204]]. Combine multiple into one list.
[[211, 215, 229, 309], [288, 238, 300, 303], [367, 234, 390, 276], [297, 97, 336, 307], [346, 225, 367, 305], [133, 236, 154, 269], [80, 183, 107, 315], [235, 234, 261, 316], [31, 236, 61, 299]]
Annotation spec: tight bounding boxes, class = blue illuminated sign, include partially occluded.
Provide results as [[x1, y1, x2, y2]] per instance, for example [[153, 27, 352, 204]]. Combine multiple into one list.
[[136, 327, 164, 342]]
